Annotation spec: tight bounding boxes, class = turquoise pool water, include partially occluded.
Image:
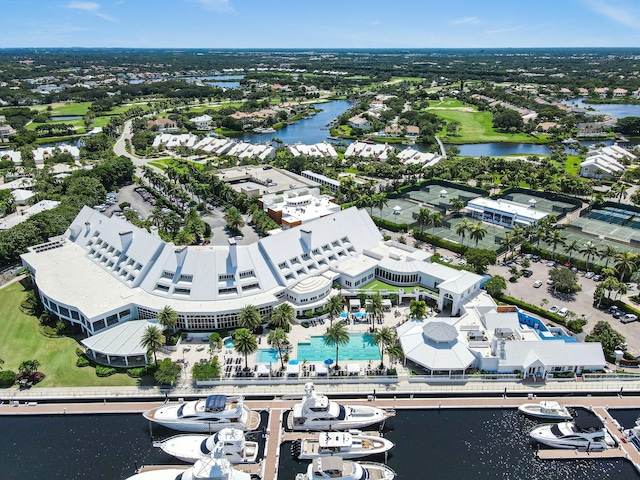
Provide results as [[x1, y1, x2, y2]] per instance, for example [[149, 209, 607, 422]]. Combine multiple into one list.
[[297, 332, 381, 362], [256, 348, 280, 363], [223, 338, 234, 349]]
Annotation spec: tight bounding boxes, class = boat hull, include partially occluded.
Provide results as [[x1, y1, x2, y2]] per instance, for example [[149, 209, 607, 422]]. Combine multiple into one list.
[[156, 434, 259, 464], [296, 435, 394, 460], [518, 404, 572, 420]]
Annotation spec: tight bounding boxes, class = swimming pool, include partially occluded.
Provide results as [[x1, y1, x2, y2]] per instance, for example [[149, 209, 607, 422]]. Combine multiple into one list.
[[297, 332, 381, 362], [223, 337, 235, 349], [256, 348, 280, 363]]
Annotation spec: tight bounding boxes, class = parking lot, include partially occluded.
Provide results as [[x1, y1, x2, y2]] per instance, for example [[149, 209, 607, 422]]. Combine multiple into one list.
[[487, 257, 640, 356]]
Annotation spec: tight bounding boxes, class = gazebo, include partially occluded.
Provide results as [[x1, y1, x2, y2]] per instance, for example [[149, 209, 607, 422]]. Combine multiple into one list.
[[349, 298, 361, 312]]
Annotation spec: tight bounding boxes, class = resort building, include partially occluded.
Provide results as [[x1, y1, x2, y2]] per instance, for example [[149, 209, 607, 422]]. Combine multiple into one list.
[[580, 145, 635, 179], [398, 297, 606, 377], [257, 187, 340, 228], [465, 197, 548, 228], [191, 137, 275, 160], [344, 141, 395, 161], [0, 200, 60, 231], [0, 149, 22, 165], [21, 207, 484, 364], [287, 142, 338, 159], [300, 170, 341, 191]]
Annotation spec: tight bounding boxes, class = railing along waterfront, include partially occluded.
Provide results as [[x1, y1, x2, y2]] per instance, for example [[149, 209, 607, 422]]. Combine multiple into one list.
[[583, 373, 640, 381], [407, 374, 521, 383], [195, 375, 399, 387]]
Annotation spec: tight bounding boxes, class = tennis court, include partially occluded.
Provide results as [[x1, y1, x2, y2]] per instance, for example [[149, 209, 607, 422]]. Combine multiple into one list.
[[378, 199, 429, 226], [499, 191, 578, 216], [405, 185, 479, 210], [429, 216, 508, 250]]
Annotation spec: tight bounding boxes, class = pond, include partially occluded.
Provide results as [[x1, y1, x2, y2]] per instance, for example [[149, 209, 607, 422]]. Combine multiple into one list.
[[563, 97, 640, 119]]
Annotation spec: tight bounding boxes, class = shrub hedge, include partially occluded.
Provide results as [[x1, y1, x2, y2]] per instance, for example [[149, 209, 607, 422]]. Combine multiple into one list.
[[76, 356, 90, 367], [413, 229, 467, 254], [493, 293, 583, 333], [95, 365, 117, 377], [0, 370, 16, 387]]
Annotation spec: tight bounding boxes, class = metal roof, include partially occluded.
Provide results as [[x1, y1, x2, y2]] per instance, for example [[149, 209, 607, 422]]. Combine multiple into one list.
[[422, 321, 458, 343]]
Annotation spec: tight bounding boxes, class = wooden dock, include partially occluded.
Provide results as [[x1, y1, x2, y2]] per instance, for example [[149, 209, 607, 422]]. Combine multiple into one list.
[[537, 448, 626, 460]]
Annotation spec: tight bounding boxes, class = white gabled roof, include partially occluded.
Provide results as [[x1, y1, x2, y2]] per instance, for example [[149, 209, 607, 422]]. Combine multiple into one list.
[[81, 320, 157, 357], [502, 341, 605, 369]]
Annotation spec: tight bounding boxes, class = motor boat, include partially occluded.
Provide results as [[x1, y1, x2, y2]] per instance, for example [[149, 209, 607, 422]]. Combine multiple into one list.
[[125, 451, 253, 480], [295, 456, 395, 480], [518, 401, 572, 420], [292, 431, 394, 460], [623, 416, 640, 449], [153, 427, 259, 464], [289, 383, 394, 431], [530, 417, 616, 450], [143, 395, 261, 433]]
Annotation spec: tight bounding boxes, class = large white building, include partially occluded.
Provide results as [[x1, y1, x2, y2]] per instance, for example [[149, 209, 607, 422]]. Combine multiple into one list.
[[152, 133, 198, 150], [344, 142, 395, 161], [466, 197, 548, 228], [579, 145, 634, 179], [397, 148, 443, 167], [258, 187, 340, 229], [398, 297, 606, 377], [287, 142, 338, 159], [22, 207, 483, 340]]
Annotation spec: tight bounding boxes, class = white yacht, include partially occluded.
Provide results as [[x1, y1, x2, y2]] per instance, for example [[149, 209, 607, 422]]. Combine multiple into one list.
[[624, 416, 640, 449], [530, 417, 616, 450], [293, 431, 394, 460], [518, 401, 572, 420], [125, 453, 253, 480], [143, 395, 261, 433], [154, 427, 259, 464], [289, 383, 394, 431], [295, 456, 395, 480]]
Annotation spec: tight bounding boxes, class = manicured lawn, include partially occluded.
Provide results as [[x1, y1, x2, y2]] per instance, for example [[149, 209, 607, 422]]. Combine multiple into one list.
[[26, 118, 85, 134], [188, 101, 244, 114], [0, 282, 139, 388], [104, 103, 150, 116], [428, 104, 548, 144], [35, 102, 92, 116], [148, 158, 204, 173], [359, 280, 403, 292], [565, 155, 581, 175]]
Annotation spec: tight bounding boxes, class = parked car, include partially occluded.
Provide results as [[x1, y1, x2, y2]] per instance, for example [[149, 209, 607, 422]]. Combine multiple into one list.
[[522, 269, 533, 278], [607, 306, 619, 314], [558, 307, 569, 317], [532, 255, 541, 262], [549, 305, 559, 314], [613, 310, 624, 319], [585, 271, 595, 279], [547, 279, 554, 285], [593, 274, 603, 282], [533, 280, 543, 288], [621, 314, 638, 324], [546, 260, 556, 267]]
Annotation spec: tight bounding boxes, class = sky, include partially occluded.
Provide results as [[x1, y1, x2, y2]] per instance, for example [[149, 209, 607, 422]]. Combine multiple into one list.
[[3, 0, 640, 49]]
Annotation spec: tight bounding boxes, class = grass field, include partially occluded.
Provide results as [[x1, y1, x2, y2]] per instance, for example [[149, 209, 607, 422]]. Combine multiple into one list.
[[0, 282, 139, 387], [148, 158, 204, 172], [32, 102, 92, 116], [187, 101, 244, 114], [427, 99, 549, 144]]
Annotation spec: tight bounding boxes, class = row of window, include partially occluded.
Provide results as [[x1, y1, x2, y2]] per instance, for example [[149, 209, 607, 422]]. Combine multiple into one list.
[[344, 272, 375, 288], [375, 268, 420, 285]]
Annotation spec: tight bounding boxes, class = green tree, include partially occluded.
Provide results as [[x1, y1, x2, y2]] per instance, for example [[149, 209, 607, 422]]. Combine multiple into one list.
[[18, 359, 40, 379], [154, 358, 182, 386], [549, 267, 579, 293], [323, 321, 350, 370], [614, 251, 638, 282], [416, 208, 431, 234], [141, 325, 166, 365], [465, 248, 497, 274], [484, 275, 507, 297], [366, 292, 384, 322], [455, 219, 472, 247], [600, 245, 618, 269], [233, 328, 258, 371], [372, 327, 396, 369], [429, 211, 444, 236], [157, 305, 178, 332], [586, 321, 626, 358], [326, 295, 344, 324], [409, 299, 427, 320], [547, 230, 566, 261], [270, 303, 296, 332], [267, 328, 289, 370], [238, 305, 262, 331], [469, 222, 488, 248], [580, 240, 599, 272], [449, 197, 465, 214], [224, 206, 245, 233], [564, 239, 580, 265]]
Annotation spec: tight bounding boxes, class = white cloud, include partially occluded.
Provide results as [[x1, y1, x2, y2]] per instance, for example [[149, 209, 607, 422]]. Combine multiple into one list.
[[65, 1, 116, 21], [187, 0, 234, 12], [450, 16, 483, 26], [584, 0, 640, 28]]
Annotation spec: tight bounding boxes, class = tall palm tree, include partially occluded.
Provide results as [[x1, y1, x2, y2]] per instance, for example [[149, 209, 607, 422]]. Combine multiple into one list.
[[270, 303, 296, 332], [547, 230, 565, 261], [580, 240, 598, 272], [224, 206, 245, 233], [615, 281, 629, 300], [267, 328, 288, 370], [238, 305, 262, 331], [564, 239, 580, 265], [449, 197, 465, 214], [157, 305, 178, 332], [372, 192, 388, 220], [141, 325, 166, 365], [500, 232, 516, 258], [409, 299, 427, 320], [366, 292, 384, 321], [600, 245, 618, 269], [455, 219, 472, 247], [614, 251, 638, 282], [430, 211, 444, 236], [470, 222, 488, 248], [323, 321, 350, 371], [326, 295, 344, 324], [233, 328, 258, 371], [372, 327, 396, 369], [416, 208, 431, 234]]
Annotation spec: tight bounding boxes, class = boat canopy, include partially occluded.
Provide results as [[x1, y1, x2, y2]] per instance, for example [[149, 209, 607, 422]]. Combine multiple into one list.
[[205, 395, 227, 412], [574, 417, 604, 432]]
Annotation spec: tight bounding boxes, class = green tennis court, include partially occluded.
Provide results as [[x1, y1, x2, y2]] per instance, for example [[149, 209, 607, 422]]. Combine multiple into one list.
[[500, 191, 578, 216]]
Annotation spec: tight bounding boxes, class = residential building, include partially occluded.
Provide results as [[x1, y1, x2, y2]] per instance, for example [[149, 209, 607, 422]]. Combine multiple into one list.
[[287, 142, 338, 159], [33, 145, 80, 165], [348, 116, 372, 130], [152, 133, 198, 150], [0, 200, 60, 230], [580, 145, 634, 179], [147, 118, 178, 132], [190, 114, 213, 130], [397, 148, 443, 167], [344, 141, 395, 161], [300, 170, 340, 191]]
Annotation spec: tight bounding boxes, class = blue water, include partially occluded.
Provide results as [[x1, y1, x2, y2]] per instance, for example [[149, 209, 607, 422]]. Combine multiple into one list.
[[564, 97, 640, 119], [297, 332, 381, 362], [236, 100, 353, 145], [223, 337, 234, 349], [256, 348, 280, 363], [50, 115, 82, 121]]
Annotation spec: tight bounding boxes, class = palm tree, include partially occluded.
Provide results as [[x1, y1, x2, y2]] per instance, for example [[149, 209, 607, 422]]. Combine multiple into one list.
[[372, 327, 396, 369], [267, 328, 288, 370], [615, 251, 638, 282], [416, 208, 431, 234], [564, 239, 580, 266], [615, 281, 629, 300], [18, 359, 41, 380], [430, 211, 444, 236], [233, 328, 258, 371], [455, 219, 472, 247], [323, 321, 350, 371], [326, 295, 344, 324], [270, 303, 296, 332], [580, 240, 598, 272], [409, 299, 427, 320], [366, 292, 384, 322], [500, 232, 516, 258], [224, 206, 245, 233], [141, 325, 166, 365], [372, 192, 388, 219], [239, 305, 262, 331], [449, 197, 465, 214], [157, 305, 178, 332], [547, 230, 565, 261], [602, 276, 619, 300], [387, 344, 403, 364], [600, 245, 618, 269], [469, 222, 488, 248]]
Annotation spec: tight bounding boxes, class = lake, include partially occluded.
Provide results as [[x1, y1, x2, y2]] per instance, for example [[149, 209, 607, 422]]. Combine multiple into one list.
[[236, 100, 353, 145], [0, 408, 637, 480], [564, 97, 640, 119]]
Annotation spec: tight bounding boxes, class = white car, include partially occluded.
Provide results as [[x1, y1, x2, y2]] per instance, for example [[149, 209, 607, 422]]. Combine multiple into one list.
[[533, 280, 543, 288], [621, 314, 638, 324], [558, 307, 569, 317], [546, 261, 556, 267], [584, 271, 595, 279], [549, 305, 559, 314]]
